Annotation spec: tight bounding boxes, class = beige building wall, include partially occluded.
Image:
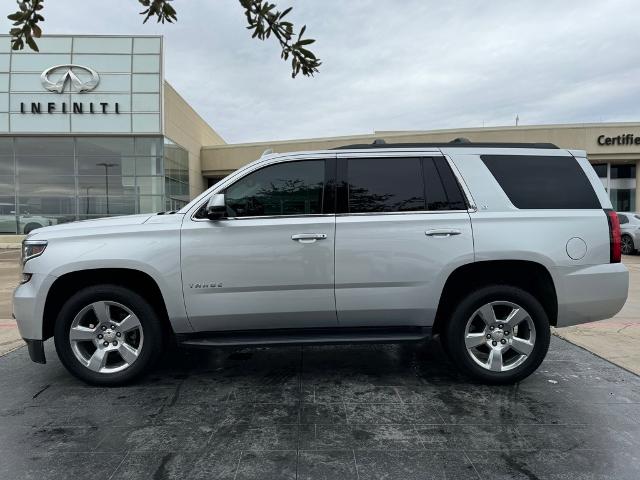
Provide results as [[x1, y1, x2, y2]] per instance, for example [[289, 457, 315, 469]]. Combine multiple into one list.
[[163, 82, 225, 198], [201, 122, 640, 175]]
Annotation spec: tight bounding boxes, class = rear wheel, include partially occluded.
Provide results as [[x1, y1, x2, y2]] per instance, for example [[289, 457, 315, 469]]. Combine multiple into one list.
[[621, 235, 635, 255], [54, 285, 163, 386], [443, 285, 550, 384]]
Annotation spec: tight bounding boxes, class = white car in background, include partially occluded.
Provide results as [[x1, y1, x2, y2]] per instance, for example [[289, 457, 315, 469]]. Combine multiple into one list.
[[0, 203, 56, 234], [617, 212, 640, 255]]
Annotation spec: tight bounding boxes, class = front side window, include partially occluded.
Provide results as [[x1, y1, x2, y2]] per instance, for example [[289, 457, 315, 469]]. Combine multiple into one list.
[[224, 160, 325, 217]]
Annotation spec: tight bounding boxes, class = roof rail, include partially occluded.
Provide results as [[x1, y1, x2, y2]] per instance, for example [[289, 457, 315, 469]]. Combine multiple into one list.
[[332, 140, 559, 150]]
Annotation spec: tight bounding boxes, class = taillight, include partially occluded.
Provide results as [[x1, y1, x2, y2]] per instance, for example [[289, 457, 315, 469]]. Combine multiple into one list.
[[605, 209, 621, 263]]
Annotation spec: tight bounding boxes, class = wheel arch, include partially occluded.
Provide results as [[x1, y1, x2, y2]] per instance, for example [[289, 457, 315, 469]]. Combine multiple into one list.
[[432, 260, 558, 335], [42, 268, 173, 341]]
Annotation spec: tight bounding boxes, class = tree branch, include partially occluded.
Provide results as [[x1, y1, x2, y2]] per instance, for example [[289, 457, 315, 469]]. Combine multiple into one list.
[[8, 0, 44, 51], [7, 0, 320, 78], [239, 0, 321, 78]]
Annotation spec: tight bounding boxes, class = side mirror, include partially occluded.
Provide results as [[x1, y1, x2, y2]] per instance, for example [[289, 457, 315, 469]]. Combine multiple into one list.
[[205, 193, 226, 220]]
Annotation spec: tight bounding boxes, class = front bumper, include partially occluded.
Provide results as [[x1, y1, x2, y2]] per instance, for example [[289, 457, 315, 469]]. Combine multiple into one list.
[[13, 273, 57, 341], [553, 263, 629, 328]]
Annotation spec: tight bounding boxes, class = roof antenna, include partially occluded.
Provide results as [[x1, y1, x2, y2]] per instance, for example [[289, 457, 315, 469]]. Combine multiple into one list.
[[372, 139, 386, 145], [261, 148, 273, 157], [450, 137, 471, 144]]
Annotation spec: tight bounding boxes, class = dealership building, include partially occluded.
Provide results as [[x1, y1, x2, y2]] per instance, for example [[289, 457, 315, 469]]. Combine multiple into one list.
[[1, 34, 639, 234]]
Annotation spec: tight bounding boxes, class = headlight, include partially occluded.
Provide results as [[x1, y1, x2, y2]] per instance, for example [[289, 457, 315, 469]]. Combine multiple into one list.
[[22, 240, 48, 265]]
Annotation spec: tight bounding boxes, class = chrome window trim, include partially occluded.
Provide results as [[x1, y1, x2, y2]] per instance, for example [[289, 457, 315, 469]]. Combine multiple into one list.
[[335, 209, 471, 217], [191, 213, 335, 223]]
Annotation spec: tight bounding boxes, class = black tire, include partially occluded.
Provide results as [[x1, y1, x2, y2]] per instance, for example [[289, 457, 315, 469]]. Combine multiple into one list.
[[621, 235, 635, 255], [442, 285, 550, 385], [23, 222, 43, 234], [54, 285, 163, 386]]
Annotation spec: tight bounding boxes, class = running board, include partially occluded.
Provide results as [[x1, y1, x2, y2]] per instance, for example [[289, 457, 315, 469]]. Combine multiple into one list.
[[178, 326, 432, 348]]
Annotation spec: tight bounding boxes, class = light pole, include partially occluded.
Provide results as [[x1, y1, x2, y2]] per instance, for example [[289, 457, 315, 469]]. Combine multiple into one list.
[[85, 186, 92, 215], [96, 162, 116, 214]]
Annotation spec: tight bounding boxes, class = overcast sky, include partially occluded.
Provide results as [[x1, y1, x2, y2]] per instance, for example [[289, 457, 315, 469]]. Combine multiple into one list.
[[3, 0, 639, 143]]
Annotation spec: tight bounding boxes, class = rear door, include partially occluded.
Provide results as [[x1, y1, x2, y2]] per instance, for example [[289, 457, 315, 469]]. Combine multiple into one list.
[[334, 151, 474, 327]]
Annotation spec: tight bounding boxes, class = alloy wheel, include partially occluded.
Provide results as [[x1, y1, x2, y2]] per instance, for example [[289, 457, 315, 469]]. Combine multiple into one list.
[[621, 236, 634, 255], [69, 300, 144, 373], [464, 301, 536, 372]]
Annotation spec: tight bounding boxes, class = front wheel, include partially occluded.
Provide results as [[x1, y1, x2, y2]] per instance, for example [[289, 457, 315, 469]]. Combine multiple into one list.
[[23, 222, 43, 234], [54, 285, 163, 386], [443, 285, 550, 384]]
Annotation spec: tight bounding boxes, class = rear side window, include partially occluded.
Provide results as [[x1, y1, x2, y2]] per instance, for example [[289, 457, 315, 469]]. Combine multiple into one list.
[[425, 157, 467, 210], [618, 214, 629, 224], [481, 155, 600, 209], [344, 156, 467, 213], [347, 157, 424, 213]]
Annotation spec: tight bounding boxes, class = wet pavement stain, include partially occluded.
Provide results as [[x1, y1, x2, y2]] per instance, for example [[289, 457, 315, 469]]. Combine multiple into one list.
[[0, 336, 639, 479]]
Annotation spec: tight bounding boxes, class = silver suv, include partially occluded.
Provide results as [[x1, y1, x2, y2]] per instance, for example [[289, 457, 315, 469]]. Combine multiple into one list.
[[13, 141, 629, 385]]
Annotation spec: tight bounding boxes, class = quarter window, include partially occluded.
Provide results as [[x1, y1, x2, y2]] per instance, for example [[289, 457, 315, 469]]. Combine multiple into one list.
[[224, 160, 325, 217], [618, 213, 629, 224], [481, 155, 600, 209]]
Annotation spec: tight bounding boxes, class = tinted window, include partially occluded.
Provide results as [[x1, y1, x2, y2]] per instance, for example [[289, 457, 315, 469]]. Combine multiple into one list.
[[618, 213, 629, 224], [481, 155, 600, 209], [347, 157, 425, 213], [592, 163, 607, 178], [225, 160, 324, 217], [611, 164, 635, 179], [428, 157, 467, 210]]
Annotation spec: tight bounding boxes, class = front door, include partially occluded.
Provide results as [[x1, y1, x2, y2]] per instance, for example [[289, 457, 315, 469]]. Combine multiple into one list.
[[334, 153, 474, 327], [181, 157, 337, 332]]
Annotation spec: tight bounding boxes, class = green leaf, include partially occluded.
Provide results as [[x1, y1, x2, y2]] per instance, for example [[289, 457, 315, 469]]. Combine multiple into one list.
[[298, 47, 315, 59], [25, 35, 39, 52]]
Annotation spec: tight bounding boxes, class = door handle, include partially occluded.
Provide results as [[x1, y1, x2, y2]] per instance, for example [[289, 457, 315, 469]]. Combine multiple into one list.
[[291, 233, 327, 244], [425, 229, 462, 237]]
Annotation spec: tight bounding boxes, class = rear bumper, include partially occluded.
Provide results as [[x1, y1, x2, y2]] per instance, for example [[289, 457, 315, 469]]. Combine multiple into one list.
[[553, 263, 629, 327]]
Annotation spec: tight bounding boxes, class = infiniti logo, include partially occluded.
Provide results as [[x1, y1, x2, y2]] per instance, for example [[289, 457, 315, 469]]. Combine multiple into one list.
[[40, 64, 100, 93]]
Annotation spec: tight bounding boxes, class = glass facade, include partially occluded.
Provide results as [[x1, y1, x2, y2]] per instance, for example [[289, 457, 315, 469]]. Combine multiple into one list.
[[164, 138, 189, 211], [593, 162, 637, 212], [0, 135, 188, 234]]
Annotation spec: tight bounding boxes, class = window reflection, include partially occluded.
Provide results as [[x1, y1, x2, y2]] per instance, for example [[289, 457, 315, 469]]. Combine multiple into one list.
[[225, 160, 324, 217], [347, 158, 425, 213]]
